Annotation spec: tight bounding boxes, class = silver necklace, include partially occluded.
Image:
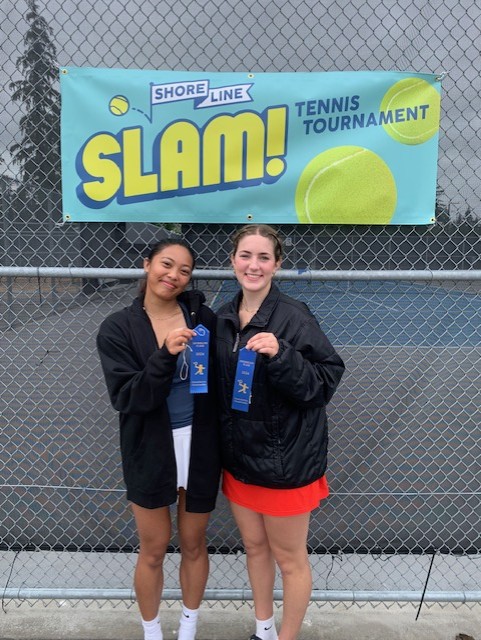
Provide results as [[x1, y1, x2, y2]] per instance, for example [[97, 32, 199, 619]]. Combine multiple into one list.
[[241, 300, 260, 313], [143, 305, 182, 321]]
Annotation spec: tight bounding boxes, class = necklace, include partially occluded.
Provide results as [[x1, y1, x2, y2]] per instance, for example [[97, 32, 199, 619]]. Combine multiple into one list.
[[143, 305, 182, 321], [241, 299, 260, 313]]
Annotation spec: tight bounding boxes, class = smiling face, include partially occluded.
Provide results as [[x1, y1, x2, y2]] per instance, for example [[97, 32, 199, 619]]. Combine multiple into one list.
[[231, 232, 281, 297], [143, 244, 193, 302]]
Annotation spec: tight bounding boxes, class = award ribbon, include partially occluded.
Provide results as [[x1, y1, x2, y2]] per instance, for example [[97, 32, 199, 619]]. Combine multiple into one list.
[[231, 347, 257, 412], [189, 324, 209, 394]]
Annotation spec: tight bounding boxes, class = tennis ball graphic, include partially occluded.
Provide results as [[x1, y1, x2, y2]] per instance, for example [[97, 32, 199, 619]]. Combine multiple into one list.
[[109, 95, 130, 116], [380, 78, 440, 145], [295, 146, 397, 224]]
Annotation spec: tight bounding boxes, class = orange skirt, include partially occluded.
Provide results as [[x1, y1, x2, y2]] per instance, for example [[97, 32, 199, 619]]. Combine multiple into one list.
[[222, 469, 329, 516]]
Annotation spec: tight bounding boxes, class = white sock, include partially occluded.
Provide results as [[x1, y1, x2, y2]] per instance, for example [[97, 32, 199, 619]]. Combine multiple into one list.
[[255, 615, 278, 640], [178, 605, 199, 640], [141, 615, 163, 640]]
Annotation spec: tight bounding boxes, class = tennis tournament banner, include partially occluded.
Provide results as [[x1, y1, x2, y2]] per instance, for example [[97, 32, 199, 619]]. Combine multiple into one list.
[[60, 67, 441, 225]]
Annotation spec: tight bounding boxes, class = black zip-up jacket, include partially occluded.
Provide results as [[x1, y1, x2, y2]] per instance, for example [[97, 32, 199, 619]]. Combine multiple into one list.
[[96, 290, 220, 512], [216, 284, 345, 489]]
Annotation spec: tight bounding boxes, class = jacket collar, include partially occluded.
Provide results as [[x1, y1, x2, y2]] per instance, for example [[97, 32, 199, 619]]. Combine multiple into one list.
[[132, 289, 206, 328], [221, 283, 281, 329]]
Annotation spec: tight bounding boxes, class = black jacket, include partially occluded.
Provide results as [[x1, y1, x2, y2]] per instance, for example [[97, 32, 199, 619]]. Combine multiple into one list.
[[96, 290, 220, 512], [216, 283, 345, 489]]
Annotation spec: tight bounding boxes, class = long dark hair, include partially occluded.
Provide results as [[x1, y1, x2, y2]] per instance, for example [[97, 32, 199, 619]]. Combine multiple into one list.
[[139, 238, 196, 295]]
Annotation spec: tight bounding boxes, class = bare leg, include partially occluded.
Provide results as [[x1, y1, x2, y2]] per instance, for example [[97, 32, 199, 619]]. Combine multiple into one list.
[[264, 512, 312, 640], [131, 503, 172, 621], [229, 501, 276, 621], [177, 488, 211, 608]]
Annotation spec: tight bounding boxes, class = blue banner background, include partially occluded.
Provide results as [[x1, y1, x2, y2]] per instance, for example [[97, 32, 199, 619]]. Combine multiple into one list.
[[60, 67, 441, 225]]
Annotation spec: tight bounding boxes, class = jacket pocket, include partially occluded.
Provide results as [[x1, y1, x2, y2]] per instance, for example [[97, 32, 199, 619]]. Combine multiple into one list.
[[235, 416, 284, 482]]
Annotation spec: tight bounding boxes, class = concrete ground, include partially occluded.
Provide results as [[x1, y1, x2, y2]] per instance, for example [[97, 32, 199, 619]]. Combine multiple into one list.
[[1, 601, 481, 640]]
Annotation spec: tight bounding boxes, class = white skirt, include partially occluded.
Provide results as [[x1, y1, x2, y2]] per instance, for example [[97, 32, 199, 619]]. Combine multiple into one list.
[[172, 425, 192, 490]]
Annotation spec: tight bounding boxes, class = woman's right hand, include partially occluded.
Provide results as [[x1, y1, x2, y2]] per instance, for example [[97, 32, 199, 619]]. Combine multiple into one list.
[[164, 327, 196, 355]]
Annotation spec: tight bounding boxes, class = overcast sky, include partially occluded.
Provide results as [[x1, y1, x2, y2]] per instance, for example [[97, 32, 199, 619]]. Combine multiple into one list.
[[1, 0, 480, 217]]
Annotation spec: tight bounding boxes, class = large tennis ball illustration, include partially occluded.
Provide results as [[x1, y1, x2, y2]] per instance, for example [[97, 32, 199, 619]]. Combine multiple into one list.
[[295, 146, 397, 224], [380, 78, 440, 145]]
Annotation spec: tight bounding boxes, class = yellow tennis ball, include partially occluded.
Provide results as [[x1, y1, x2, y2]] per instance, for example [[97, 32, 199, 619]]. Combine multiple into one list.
[[109, 95, 130, 116], [295, 145, 397, 224], [380, 78, 440, 145]]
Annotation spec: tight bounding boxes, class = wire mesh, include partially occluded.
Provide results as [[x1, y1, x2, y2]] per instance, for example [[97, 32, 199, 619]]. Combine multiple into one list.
[[1, 0, 481, 610]]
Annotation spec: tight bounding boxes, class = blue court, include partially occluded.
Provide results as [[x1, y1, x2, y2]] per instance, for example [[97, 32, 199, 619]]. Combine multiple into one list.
[[211, 280, 481, 347]]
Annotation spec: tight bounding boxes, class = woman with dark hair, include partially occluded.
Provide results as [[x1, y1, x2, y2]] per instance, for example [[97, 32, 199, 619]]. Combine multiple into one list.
[[97, 238, 220, 640], [215, 224, 345, 640]]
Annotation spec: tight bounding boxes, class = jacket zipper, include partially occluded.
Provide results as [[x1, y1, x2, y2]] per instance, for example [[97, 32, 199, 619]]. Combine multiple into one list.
[[233, 332, 240, 352]]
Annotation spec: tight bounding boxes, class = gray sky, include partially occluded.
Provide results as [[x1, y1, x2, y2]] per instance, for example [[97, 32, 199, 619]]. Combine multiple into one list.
[[1, 0, 480, 217]]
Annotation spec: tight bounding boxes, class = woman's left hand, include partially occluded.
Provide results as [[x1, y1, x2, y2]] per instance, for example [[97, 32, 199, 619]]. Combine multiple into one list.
[[246, 332, 279, 358]]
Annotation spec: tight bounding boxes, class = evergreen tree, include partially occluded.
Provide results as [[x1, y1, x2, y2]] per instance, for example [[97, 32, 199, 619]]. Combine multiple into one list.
[[9, 0, 60, 194], [435, 185, 450, 224]]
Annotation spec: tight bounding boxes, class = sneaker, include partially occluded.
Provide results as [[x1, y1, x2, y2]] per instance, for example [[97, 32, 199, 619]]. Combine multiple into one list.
[[249, 636, 263, 640]]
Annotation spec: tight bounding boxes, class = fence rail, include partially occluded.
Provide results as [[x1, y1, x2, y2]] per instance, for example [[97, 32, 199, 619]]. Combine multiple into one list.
[[2, 267, 481, 281]]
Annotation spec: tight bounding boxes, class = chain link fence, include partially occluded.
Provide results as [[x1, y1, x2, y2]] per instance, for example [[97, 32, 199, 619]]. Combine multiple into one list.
[[1, 0, 481, 610]]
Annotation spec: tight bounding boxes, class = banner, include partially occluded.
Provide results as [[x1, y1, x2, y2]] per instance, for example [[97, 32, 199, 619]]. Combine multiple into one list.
[[60, 67, 441, 225]]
